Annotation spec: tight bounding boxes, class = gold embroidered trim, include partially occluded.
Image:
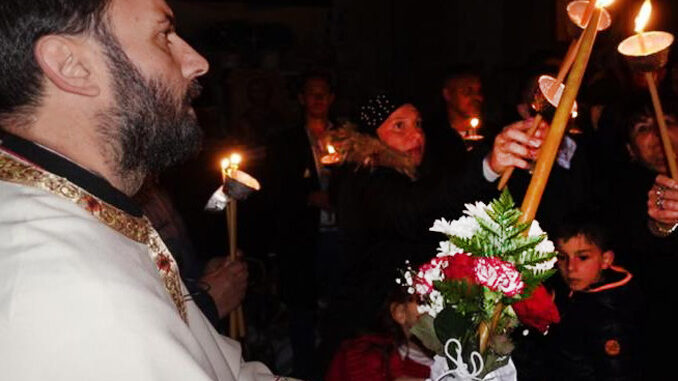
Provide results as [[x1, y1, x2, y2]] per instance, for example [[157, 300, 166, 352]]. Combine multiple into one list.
[[0, 151, 187, 323]]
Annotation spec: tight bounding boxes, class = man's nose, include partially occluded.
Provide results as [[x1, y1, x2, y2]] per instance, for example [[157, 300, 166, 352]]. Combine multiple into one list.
[[174, 36, 209, 80]]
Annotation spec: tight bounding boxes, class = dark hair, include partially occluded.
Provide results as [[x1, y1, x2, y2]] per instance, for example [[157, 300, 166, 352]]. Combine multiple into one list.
[[0, 0, 111, 119], [442, 64, 482, 88], [622, 94, 678, 142], [298, 69, 334, 94], [554, 212, 611, 252]]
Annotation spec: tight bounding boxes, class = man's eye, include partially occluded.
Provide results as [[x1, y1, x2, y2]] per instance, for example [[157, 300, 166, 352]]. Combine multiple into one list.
[[578, 255, 590, 261], [393, 122, 404, 130]]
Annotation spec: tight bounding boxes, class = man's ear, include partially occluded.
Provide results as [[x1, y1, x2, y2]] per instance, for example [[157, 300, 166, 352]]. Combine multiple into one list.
[[34, 35, 100, 97], [626, 143, 637, 161], [390, 302, 407, 325], [601, 250, 615, 269]]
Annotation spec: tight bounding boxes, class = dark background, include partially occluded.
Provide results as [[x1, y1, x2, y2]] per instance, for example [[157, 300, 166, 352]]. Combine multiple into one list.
[[164, 0, 678, 257], [169, 0, 678, 127]]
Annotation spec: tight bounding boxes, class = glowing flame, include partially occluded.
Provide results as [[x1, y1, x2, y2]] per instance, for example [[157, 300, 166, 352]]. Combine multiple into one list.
[[229, 153, 242, 167], [220, 158, 230, 171], [596, 0, 614, 8], [634, 0, 652, 33], [571, 110, 579, 119], [470, 118, 480, 128], [327, 144, 336, 154]]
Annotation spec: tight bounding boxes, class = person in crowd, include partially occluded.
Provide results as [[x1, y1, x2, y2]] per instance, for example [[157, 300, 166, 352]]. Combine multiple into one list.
[[592, 95, 678, 378], [425, 66, 488, 162], [501, 75, 595, 234], [546, 215, 642, 381], [135, 177, 249, 330], [441, 67, 485, 138], [264, 70, 337, 379], [319, 92, 548, 371], [325, 286, 433, 381], [0, 0, 276, 379]]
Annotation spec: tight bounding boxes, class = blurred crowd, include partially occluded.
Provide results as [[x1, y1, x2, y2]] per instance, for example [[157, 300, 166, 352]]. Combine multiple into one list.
[[146, 48, 678, 381]]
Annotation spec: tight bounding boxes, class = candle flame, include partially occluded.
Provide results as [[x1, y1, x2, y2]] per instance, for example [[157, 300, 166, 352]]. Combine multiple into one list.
[[596, 0, 614, 8], [327, 144, 336, 154], [571, 110, 579, 119], [230, 153, 242, 166], [220, 158, 230, 170], [634, 0, 652, 33], [470, 118, 480, 128]]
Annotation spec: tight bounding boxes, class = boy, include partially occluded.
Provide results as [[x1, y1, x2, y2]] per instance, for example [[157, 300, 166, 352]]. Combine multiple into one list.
[[547, 216, 642, 381]]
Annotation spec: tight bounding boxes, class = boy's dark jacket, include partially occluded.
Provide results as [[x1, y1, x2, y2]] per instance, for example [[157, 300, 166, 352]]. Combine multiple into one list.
[[548, 266, 643, 381]]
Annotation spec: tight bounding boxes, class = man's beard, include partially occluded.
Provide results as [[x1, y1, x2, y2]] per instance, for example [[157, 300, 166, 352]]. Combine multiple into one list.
[[96, 32, 203, 184]]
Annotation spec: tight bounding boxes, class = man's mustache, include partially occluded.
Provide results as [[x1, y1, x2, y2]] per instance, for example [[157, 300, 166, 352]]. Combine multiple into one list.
[[184, 81, 203, 105]]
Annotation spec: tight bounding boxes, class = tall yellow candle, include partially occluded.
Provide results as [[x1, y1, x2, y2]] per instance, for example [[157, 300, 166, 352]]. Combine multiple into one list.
[[519, 5, 605, 224]]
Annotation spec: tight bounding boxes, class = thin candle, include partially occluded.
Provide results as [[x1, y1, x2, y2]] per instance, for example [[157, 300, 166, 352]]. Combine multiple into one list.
[[518, 1, 609, 225], [581, 0, 597, 27], [631, 0, 678, 179]]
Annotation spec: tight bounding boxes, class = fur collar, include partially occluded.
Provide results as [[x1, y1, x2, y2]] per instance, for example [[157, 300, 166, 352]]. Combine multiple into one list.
[[324, 125, 417, 179]]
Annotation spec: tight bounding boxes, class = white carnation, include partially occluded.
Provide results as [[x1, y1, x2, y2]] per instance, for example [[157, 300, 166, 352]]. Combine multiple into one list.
[[417, 290, 445, 317], [464, 201, 491, 220], [430, 216, 479, 238], [436, 240, 464, 257], [526, 256, 558, 274], [528, 220, 555, 254], [535, 238, 555, 254]]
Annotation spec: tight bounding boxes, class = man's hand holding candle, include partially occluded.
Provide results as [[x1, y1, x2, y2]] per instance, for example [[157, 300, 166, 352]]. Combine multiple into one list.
[[487, 118, 548, 175]]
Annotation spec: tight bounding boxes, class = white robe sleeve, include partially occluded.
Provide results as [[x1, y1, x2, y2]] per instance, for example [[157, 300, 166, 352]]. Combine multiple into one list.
[[0, 182, 276, 381]]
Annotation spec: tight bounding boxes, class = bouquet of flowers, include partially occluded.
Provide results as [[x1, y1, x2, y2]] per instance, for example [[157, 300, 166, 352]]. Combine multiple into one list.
[[397, 190, 560, 379]]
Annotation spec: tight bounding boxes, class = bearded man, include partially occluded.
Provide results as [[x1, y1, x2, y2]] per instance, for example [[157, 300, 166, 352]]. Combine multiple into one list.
[[0, 1, 278, 380]]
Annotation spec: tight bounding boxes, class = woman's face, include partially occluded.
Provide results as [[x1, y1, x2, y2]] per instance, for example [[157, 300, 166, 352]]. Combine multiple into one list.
[[376, 104, 426, 166], [628, 114, 678, 174]]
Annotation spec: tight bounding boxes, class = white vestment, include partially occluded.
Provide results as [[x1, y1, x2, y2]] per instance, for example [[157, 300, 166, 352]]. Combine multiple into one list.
[[0, 160, 280, 380]]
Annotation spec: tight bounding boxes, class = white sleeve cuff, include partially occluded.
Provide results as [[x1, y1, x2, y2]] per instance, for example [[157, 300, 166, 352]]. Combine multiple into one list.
[[483, 157, 501, 182]]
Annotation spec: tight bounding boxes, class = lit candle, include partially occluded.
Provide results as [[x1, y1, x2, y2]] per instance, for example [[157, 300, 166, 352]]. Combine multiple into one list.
[[629, 0, 678, 179], [230, 153, 242, 170], [470, 117, 480, 129], [219, 152, 248, 340], [518, 0, 612, 225], [634, 0, 652, 52], [321, 144, 341, 165], [220, 158, 230, 182]]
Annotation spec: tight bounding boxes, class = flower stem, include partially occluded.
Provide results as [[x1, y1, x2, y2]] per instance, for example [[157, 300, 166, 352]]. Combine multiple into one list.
[[479, 302, 505, 354]]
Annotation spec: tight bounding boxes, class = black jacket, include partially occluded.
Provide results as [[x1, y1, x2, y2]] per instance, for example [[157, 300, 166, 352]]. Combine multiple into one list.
[[324, 145, 495, 350], [548, 267, 642, 381]]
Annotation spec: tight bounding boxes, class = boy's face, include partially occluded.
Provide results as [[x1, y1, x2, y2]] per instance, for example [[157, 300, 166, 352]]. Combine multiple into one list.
[[556, 234, 613, 291]]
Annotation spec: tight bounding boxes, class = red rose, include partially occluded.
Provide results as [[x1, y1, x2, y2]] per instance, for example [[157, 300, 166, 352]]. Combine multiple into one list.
[[442, 254, 475, 281], [512, 285, 560, 333]]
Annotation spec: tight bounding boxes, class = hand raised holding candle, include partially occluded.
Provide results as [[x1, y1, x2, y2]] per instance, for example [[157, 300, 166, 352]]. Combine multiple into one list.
[[647, 175, 678, 228], [487, 118, 548, 174]]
